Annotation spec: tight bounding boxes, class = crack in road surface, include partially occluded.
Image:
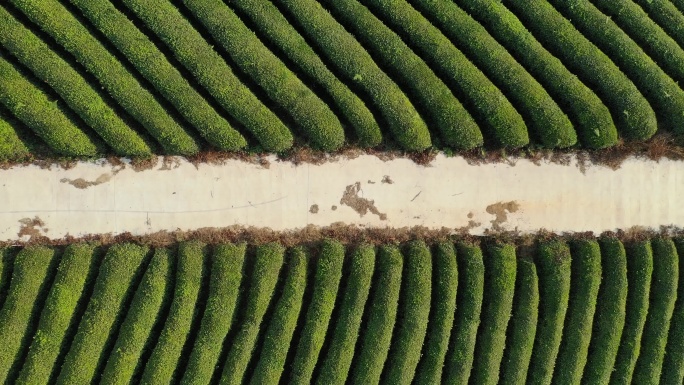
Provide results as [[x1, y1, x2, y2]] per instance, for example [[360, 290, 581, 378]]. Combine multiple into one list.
[[340, 182, 387, 220]]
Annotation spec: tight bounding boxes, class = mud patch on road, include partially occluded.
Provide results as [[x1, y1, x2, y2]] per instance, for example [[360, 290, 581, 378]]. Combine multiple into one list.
[[381, 175, 394, 184], [309, 204, 319, 214], [60, 165, 123, 189], [340, 182, 387, 220], [18, 216, 48, 239], [486, 201, 520, 231]]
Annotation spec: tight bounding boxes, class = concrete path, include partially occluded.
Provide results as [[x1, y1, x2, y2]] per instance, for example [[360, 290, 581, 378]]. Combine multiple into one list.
[[0, 154, 681, 241]]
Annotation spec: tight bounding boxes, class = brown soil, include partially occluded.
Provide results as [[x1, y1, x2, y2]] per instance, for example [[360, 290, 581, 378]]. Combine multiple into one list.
[[381, 175, 394, 184], [340, 182, 387, 220], [17, 216, 48, 239], [486, 201, 521, 231], [309, 204, 319, 214]]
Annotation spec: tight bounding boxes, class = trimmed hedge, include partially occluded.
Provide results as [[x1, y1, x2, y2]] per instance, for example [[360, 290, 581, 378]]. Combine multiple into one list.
[[289, 239, 345, 385], [470, 242, 517, 385], [546, 0, 684, 135], [140, 241, 205, 385], [56, 243, 148, 385], [662, 238, 684, 384], [0, 53, 99, 156], [120, 0, 292, 152], [219, 242, 285, 385], [527, 240, 572, 385], [610, 240, 654, 385], [402, 0, 575, 148], [349, 244, 403, 385], [350, 1, 529, 148], [100, 248, 172, 385], [278, 0, 431, 151], [413, 242, 458, 385], [382, 240, 432, 385], [450, 0, 617, 149], [315, 0, 488, 151], [443, 242, 484, 384], [226, 0, 382, 147], [503, 0, 657, 141], [0, 246, 56, 384], [552, 240, 602, 385], [499, 259, 539, 385], [68, 0, 247, 151], [315, 243, 374, 385], [0, 112, 30, 161], [10, 0, 200, 155], [181, 243, 246, 385], [249, 246, 308, 385], [582, 238, 628, 384], [0, 5, 150, 156], [16, 244, 97, 385], [590, 0, 684, 86], [633, 0, 684, 50], [183, 0, 345, 151], [632, 238, 679, 385]]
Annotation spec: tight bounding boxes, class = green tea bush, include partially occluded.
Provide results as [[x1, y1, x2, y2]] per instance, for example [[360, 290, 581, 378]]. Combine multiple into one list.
[[610, 240, 653, 385], [673, 0, 684, 13], [0, 246, 56, 384], [181, 244, 246, 385], [0, 5, 150, 156], [249, 247, 308, 385], [0, 113, 30, 161], [349, 244, 403, 385], [0, 53, 99, 156], [470, 242, 517, 385], [413, 242, 458, 385], [225, 0, 382, 147], [10, 0, 200, 155], [443, 242, 484, 384], [402, 0, 575, 148], [350, 1, 529, 148], [382, 240, 432, 385], [582, 238, 628, 384], [182, 0, 344, 151], [449, 0, 617, 149], [140, 241, 205, 384], [503, 0, 657, 141], [527, 240, 571, 385], [661, 238, 684, 384], [633, 0, 684, 49], [68, 0, 247, 151], [278, 0, 431, 151], [315, 244, 374, 385], [632, 238, 679, 385], [56, 243, 148, 385], [219, 243, 285, 385], [120, 0, 292, 152], [546, 0, 684, 135], [499, 260, 539, 385], [101, 248, 172, 385], [552, 240, 602, 385], [16, 244, 97, 385], [289, 239, 344, 385], [0, 248, 14, 308]]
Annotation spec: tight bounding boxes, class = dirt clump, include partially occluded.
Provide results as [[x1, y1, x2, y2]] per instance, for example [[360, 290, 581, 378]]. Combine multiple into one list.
[[309, 204, 319, 214], [486, 201, 520, 231], [340, 182, 387, 220], [17, 216, 48, 239]]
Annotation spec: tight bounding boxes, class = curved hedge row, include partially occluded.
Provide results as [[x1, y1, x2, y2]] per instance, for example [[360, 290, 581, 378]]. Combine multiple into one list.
[[119, 0, 293, 152], [503, 0, 657, 141], [183, 0, 345, 151], [443, 242, 484, 384], [403, 0, 575, 148], [349, 244, 403, 385], [633, 0, 684, 50], [218, 242, 285, 385], [278, 0, 430, 151], [181, 244, 245, 385], [315, 243, 374, 385], [226, 0, 382, 147], [546, 0, 684, 136], [0, 246, 56, 384], [450, 0, 617, 149], [499, 259, 539, 385], [56, 243, 148, 385], [0, 53, 100, 156], [0, 113, 30, 161], [68, 0, 247, 152], [413, 242, 458, 385], [16, 244, 97, 385], [552, 240, 602, 385], [10, 0, 200, 155], [582, 238, 628, 384], [662, 238, 684, 384], [632, 238, 679, 385], [249, 247, 308, 385]]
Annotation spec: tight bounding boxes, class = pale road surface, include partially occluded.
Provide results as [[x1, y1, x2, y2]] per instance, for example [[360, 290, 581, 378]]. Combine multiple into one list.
[[0, 154, 681, 241]]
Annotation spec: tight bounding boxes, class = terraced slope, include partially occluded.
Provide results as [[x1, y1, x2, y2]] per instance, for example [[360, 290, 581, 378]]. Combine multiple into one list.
[[0, 235, 681, 383], [1, 0, 684, 159]]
